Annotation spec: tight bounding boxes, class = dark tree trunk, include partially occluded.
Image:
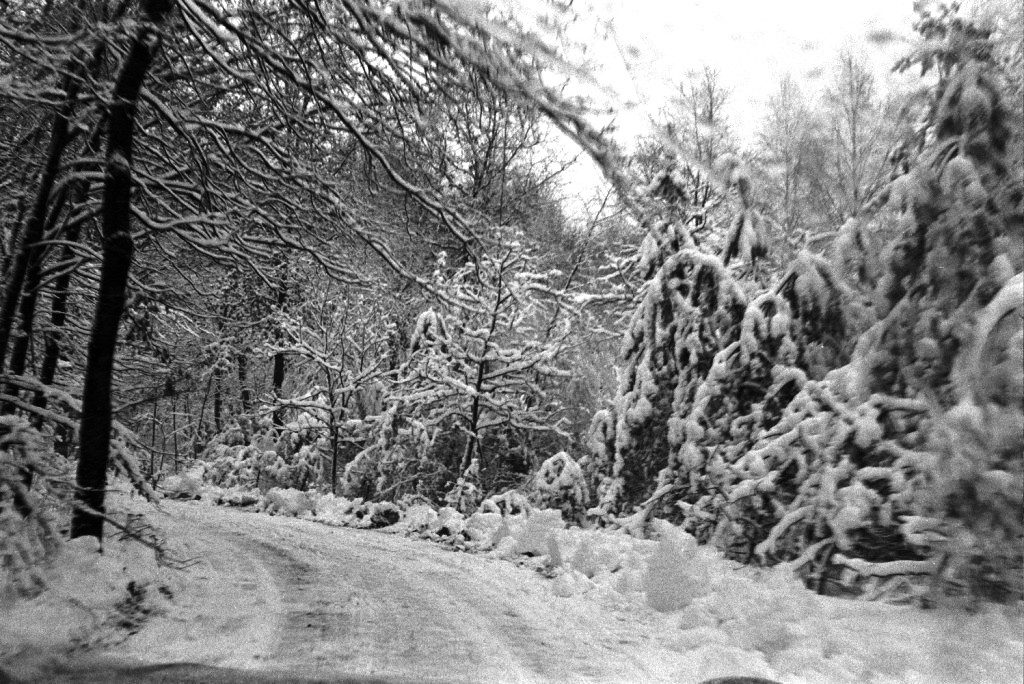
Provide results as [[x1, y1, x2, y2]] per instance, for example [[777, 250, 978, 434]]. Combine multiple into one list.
[[0, 1, 127, 376], [171, 391, 179, 470], [271, 350, 286, 427], [71, 0, 174, 541], [0, 87, 76, 374], [213, 365, 223, 432], [32, 225, 84, 458], [29, 122, 106, 421], [271, 280, 287, 427], [149, 398, 158, 476], [10, 119, 106, 409], [7, 259, 42, 382], [327, 371, 339, 494], [238, 353, 252, 414]]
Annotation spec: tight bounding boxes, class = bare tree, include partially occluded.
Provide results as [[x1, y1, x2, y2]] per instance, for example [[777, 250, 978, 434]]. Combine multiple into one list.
[[804, 51, 902, 226], [755, 74, 815, 258], [633, 67, 738, 240]]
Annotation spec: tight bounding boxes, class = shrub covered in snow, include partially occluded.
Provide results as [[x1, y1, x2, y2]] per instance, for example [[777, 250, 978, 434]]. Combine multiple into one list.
[[341, 405, 449, 502], [201, 415, 327, 493], [259, 487, 317, 517], [345, 243, 573, 506], [531, 451, 590, 523], [303, 494, 401, 529], [159, 465, 205, 500], [478, 489, 532, 517]]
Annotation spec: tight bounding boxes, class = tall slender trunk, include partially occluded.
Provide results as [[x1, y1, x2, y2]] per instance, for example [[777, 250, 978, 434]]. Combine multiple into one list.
[[271, 279, 287, 427], [149, 398, 158, 476], [238, 352, 252, 414], [459, 269, 507, 474], [212, 366, 223, 432], [460, 370, 484, 474], [271, 351, 285, 427], [31, 217, 83, 424], [171, 391, 179, 470], [26, 121, 106, 420], [327, 371, 339, 494], [71, 0, 174, 541], [0, 87, 77, 374], [0, 1, 128, 375]]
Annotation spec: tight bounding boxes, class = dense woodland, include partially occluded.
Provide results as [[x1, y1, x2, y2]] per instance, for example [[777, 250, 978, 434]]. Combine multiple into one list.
[[1, 0, 1022, 606]]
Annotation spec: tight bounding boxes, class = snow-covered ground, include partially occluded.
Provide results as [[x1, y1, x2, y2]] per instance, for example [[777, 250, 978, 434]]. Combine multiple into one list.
[[2, 489, 1022, 683]]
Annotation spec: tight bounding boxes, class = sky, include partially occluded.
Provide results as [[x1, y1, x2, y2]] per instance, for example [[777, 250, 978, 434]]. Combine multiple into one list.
[[520, 0, 927, 206], [576, 0, 921, 145]]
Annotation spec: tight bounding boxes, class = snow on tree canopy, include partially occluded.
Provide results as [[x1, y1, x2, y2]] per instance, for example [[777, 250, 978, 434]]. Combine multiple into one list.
[[409, 309, 449, 353], [585, 11, 1023, 600]]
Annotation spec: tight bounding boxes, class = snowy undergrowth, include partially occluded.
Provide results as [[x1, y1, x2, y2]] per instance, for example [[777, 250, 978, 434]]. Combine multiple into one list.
[[0, 489, 181, 675]]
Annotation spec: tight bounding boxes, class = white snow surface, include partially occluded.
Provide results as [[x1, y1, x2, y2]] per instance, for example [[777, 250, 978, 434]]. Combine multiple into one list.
[[2, 493, 1022, 683]]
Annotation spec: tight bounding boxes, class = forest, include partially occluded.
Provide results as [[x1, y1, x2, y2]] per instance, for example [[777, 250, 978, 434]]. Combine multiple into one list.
[[0, 0, 1021, 644]]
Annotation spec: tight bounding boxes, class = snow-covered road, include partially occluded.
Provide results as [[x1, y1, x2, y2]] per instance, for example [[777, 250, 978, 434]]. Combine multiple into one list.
[[50, 501, 697, 683]]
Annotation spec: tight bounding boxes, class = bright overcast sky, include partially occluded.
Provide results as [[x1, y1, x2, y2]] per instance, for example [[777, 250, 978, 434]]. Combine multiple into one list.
[[575, 0, 920, 144]]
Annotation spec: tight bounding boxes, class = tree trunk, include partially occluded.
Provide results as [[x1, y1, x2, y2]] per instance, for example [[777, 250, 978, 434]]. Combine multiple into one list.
[[71, 0, 174, 541], [171, 391, 179, 471], [31, 121, 106, 421], [460, 361, 486, 474], [212, 365, 223, 432], [460, 268, 506, 474], [238, 353, 252, 414], [271, 350, 286, 427], [327, 371, 339, 494], [0, 1, 128, 376], [271, 280, 287, 427], [150, 398, 158, 476], [31, 214, 86, 420], [0, 82, 77, 374]]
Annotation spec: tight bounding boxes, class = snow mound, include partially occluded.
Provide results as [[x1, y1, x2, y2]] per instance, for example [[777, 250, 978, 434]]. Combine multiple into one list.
[[159, 467, 204, 500], [259, 488, 316, 517], [0, 525, 178, 671], [644, 521, 722, 612], [464, 511, 502, 544], [431, 506, 467, 537], [401, 503, 439, 532], [457, 506, 1023, 683], [507, 509, 565, 556], [210, 486, 260, 507], [312, 494, 400, 529]]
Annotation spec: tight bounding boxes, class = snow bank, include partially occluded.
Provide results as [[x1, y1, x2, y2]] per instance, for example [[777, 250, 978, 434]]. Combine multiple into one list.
[[259, 487, 316, 517], [158, 465, 205, 500], [460, 508, 1023, 684], [194, 484, 402, 529], [198, 485, 259, 508], [308, 493, 400, 529], [0, 512, 179, 674], [643, 521, 723, 612]]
